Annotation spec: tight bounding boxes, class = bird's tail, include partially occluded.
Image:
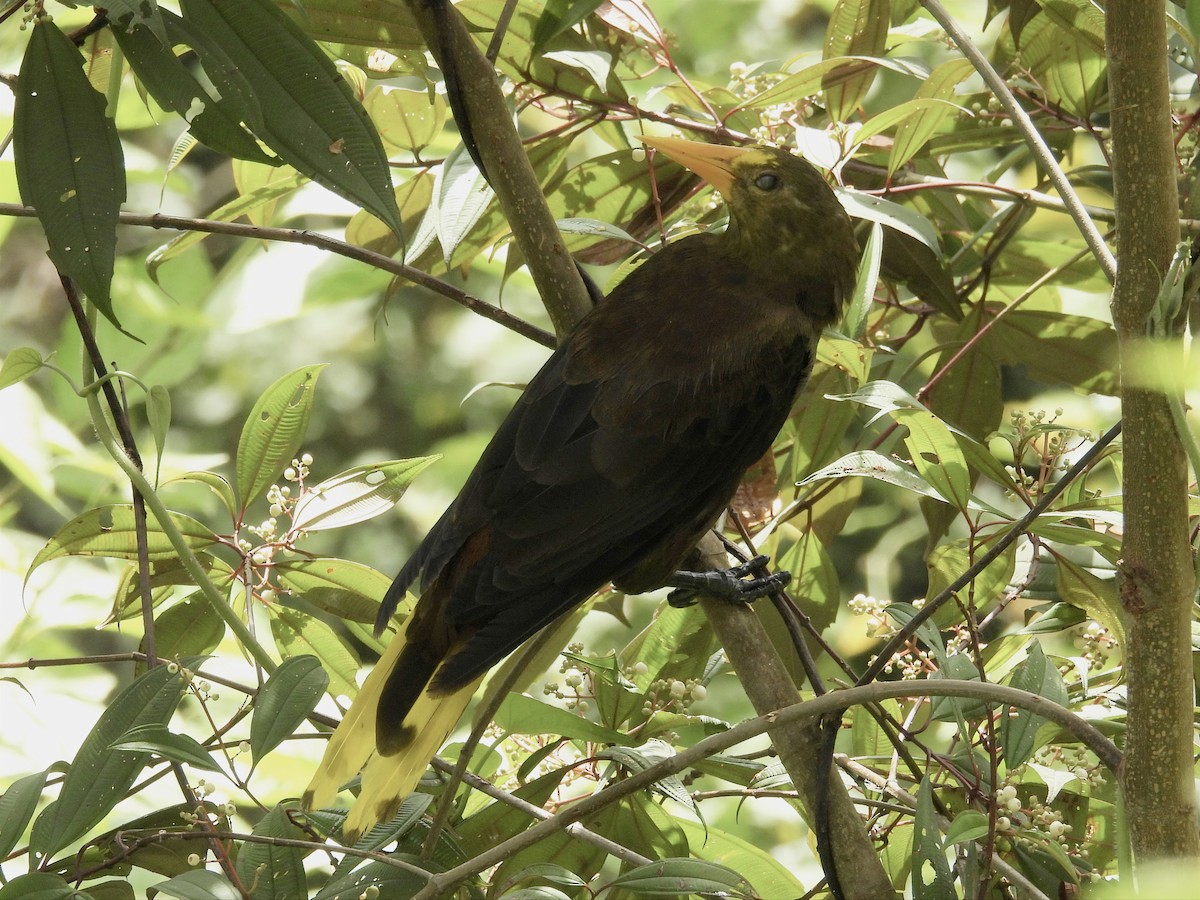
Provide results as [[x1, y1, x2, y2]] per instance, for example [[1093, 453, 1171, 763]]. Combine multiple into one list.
[[302, 613, 479, 842]]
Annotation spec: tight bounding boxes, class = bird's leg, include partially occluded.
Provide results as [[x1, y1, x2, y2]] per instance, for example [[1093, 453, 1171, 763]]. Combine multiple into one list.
[[666, 555, 791, 608]]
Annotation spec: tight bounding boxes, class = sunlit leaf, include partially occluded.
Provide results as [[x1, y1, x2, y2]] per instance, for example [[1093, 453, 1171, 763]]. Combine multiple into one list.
[[14, 20, 126, 332], [235, 364, 327, 511], [250, 656, 328, 766], [290, 457, 438, 532], [0, 348, 43, 391]]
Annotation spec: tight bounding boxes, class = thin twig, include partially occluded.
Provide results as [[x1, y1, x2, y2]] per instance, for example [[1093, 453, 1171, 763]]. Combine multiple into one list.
[[918, 0, 1117, 282], [409, 678, 1122, 899], [0, 204, 556, 349]]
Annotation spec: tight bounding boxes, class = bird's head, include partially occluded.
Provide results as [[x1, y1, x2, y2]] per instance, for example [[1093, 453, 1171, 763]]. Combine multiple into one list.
[[641, 137, 858, 316]]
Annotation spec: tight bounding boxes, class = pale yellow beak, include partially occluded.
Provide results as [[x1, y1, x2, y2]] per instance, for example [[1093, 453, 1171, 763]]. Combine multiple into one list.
[[640, 136, 751, 201]]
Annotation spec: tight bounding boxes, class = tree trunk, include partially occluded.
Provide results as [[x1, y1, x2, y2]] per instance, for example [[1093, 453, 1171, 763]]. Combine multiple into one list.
[[1107, 0, 1199, 861]]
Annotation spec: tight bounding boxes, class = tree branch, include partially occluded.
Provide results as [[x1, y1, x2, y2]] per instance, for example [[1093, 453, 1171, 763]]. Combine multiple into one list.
[[409, 677, 1121, 898]]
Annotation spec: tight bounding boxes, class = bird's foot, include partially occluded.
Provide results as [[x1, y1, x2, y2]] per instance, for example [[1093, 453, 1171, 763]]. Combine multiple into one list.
[[666, 555, 791, 608]]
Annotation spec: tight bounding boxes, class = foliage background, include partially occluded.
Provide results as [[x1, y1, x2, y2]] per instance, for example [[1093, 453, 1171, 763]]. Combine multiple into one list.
[[0, 0, 1195, 897]]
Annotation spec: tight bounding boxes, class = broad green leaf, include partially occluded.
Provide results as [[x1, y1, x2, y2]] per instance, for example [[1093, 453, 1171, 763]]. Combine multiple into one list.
[[148, 870, 241, 900], [599, 743, 694, 810], [801, 450, 956, 505], [14, 20, 126, 331], [894, 408, 971, 511], [433, 145, 494, 265], [364, 86, 447, 154], [1002, 642, 1069, 769], [114, 9, 277, 164], [28, 506, 218, 576], [838, 190, 942, 254], [290, 457, 439, 532], [1051, 551, 1124, 646], [147, 384, 172, 478], [0, 873, 78, 900], [104, 0, 169, 42], [274, 0, 423, 49], [110, 724, 222, 771], [843, 220, 881, 340], [733, 55, 924, 112], [780, 370, 859, 482], [250, 655, 328, 766], [532, 0, 608, 50], [605, 858, 753, 897], [944, 810, 990, 846], [776, 528, 840, 633], [346, 171, 434, 257], [179, 0, 402, 235], [274, 558, 392, 623], [543, 49, 613, 91], [927, 538, 1016, 615], [141, 595, 226, 673], [556, 217, 639, 244], [164, 471, 238, 520], [235, 364, 327, 510], [268, 607, 359, 698], [494, 693, 628, 746], [0, 348, 43, 391], [890, 58, 976, 174], [982, 310, 1117, 394], [673, 818, 807, 900], [912, 776, 954, 899], [0, 770, 48, 861], [109, 556, 236, 626], [456, 770, 565, 854], [29, 662, 191, 863], [822, 0, 891, 119], [234, 803, 308, 899]]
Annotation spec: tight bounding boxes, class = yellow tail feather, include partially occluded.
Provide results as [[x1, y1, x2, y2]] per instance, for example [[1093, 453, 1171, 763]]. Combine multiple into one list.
[[302, 616, 412, 811], [343, 678, 478, 842], [303, 614, 482, 841]]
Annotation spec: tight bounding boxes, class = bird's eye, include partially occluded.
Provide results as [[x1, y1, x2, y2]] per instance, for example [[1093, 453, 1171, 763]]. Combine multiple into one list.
[[755, 172, 780, 191]]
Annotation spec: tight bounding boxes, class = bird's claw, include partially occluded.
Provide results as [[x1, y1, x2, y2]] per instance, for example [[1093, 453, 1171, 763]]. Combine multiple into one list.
[[666, 555, 791, 608]]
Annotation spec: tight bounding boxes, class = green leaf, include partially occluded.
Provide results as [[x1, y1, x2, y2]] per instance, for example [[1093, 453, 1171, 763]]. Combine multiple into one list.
[[605, 858, 753, 897], [250, 655, 328, 767], [776, 528, 840, 633], [148, 869, 242, 900], [0, 770, 48, 861], [822, 0, 891, 119], [28, 505, 218, 576], [29, 662, 191, 863], [290, 457, 439, 532], [14, 19, 126, 331], [673, 818, 806, 899], [110, 724, 223, 772], [142, 596, 226, 673], [268, 607, 359, 698], [235, 364, 327, 510], [895, 408, 971, 511], [733, 55, 925, 112], [363, 86, 447, 154], [179, 0, 402, 236], [1050, 550, 1124, 645], [114, 9, 277, 164], [164, 471, 238, 521], [843, 221, 881, 340], [944, 810, 990, 846], [234, 803, 308, 900], [274, 558, 392, 623], [912, 776, 954, 899], [800, 450, 956, 505], [981, 309, 1118, 395], [0, 873, 78, 900], [889, 58, 976, 174], [1002, 642, 1069, 769], [838, 190, 942, 254], [0, 348, 44, 391], [494, 693, 627, 746], [147, 384, 172, 478], [532, 0, 607, 50]]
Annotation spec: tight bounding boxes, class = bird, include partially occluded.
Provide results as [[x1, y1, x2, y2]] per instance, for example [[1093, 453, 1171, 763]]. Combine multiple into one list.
[[303, 136, 859, 841]]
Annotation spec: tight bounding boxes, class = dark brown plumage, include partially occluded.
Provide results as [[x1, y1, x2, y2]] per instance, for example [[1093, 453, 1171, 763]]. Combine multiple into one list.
[[304, 138, 859, 838]]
